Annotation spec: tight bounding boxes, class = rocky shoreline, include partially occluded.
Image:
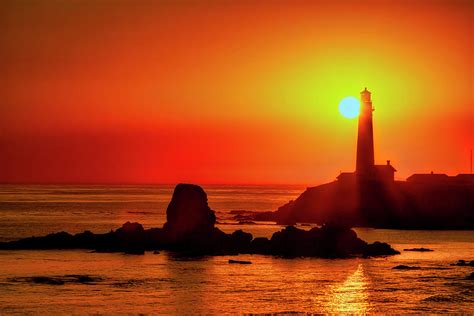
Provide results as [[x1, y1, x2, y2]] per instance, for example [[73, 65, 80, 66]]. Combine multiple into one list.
[[0, 184, 400, 258], [251, 179, 474, 229]]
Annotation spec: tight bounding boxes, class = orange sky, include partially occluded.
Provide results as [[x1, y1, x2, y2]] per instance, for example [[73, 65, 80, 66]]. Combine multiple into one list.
[[0, 0, 472, 184]]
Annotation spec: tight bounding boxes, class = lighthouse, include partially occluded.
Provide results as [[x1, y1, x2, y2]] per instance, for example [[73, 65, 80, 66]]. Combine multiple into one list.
[[356, 87, 375, 176], [337, 88, 396, 183]]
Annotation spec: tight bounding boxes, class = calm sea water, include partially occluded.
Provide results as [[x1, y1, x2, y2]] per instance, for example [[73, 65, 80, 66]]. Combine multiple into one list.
[[0, 185, 473, 313]]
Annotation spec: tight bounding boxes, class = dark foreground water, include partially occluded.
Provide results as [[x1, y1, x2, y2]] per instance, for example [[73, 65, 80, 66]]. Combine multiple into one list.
[[0, 185, 473, 313]]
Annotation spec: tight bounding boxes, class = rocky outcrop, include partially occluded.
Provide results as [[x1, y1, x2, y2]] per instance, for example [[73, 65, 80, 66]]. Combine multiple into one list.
[[253, 178, 474, 229], [265, 224, 398, 258], [392, 265, 421, 270], [450, 260, 474, 267], [0, 184, 400, 258], [10, 275, 103, 285], [365, 241, 400, 257], [249, 237, 272, 254], [228, 259, 252, 264], [163, 184, 216, 241], [0, 223, 398, 258], [403, 248, 433, 252]]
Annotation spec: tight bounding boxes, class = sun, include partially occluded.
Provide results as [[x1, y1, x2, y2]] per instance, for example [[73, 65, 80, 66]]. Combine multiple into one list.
[[339, 96, 360, 119]]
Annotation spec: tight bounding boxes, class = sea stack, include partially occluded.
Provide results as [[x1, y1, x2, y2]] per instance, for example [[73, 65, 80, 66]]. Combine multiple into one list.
[[163, 183, 217, 241]]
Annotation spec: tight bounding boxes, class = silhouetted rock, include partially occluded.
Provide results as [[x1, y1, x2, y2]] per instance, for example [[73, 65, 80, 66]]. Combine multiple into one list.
[[450, 260, 474, 267], [365, 241, 400, 257], [10, 275, 102, 285], [168, 227, 232, 255], [467, 272, 474, 280], [403, 247, 433, 252], [270, 226, 311, 257], [392, 265, 421, 270], [143, 227, 167, 249], [266, 224, 396, 258], [67, 275, 97, 283], [230, 210, 258, 222], [0, 231, 75, 250], [118, 221, 144, 234], [154, 184, 236, 255], [32, 276, 65, 285], [0, 223, 399, 258], [230, 230, 253, 252], [163, 184, 216, 241], [124, 248, 145, 255], [229, 259, 252, 264], [315, 224, 368, 257], [238, 220, 257, 225], [117, 222, 145, 254], [249, 237, 272, 254]]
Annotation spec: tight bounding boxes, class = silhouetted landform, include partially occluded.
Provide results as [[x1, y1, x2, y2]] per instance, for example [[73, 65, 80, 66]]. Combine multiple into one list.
[[217, 220, 260, 225], [451, 260, 474, 267], [163, 184, 216, 241], [238, 220, 257, 225], [404, 248, 434, 252], [9, 275, 103, 285], [393, 265, 422, 270], [230, 210, 258, 222], [253, 173, 474, 229], [0, 184, 399, 258], [9, 275, 153, 287], [253, 89, 474, 230], [392, 264, 464, 270], [392, 265, 456, 271], [229, 259, 252, 264]]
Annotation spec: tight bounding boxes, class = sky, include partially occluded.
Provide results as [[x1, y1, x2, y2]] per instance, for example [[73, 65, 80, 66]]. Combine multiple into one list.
[[0, 0, 472, 185]]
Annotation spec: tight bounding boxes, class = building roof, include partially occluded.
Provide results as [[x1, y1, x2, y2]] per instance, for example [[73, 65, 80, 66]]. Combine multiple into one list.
[[454, 174, 474, 183], [361, 87, 371, 94], [374, 164, 397, 172], [407, 173, 449, 183]]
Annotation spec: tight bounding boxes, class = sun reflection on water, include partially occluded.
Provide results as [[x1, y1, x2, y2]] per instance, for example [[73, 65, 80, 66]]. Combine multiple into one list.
[[327, 263, 370, 313]]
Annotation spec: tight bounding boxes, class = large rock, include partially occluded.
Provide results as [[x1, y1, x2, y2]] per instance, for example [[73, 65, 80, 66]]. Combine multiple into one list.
[[262, 223, 398, 258], [269, 224, 368, 258], [163, 184, 216, 241], [364, 241, 400, 257], [230, 230, 253, 252], [116, 222, 145, 254], [249, 237, 272, 254]]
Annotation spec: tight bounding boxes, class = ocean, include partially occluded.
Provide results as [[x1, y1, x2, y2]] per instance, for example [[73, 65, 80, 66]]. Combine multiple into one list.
[[0, 185, 473, 313]]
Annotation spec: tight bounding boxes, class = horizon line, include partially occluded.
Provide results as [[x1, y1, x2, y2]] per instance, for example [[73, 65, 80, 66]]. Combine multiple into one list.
[[0, 181, 312, 187], [1, 172, 471, 187]]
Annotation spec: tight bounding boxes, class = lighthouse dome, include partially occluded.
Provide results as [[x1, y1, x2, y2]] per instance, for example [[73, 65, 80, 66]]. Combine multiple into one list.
[[361, 87, 371, 95]]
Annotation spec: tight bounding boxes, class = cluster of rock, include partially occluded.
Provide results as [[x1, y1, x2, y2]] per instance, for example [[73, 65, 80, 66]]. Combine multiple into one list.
[[0, 184, 399, 258], [10, 275, 102, 285], [403, 247, 434, 252], [451, 260, 474, 267]]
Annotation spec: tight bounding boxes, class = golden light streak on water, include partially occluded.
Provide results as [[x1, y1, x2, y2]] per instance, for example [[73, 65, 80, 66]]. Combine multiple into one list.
[[328, 263, 370, 313]]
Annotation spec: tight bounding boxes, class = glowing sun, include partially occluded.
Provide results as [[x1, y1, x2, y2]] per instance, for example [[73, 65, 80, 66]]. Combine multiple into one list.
[[339, 96, 360, 119]]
